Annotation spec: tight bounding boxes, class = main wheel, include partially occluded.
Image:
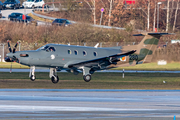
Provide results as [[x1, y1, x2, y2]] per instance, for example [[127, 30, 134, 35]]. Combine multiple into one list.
[[30, 75, 36, 81], [83, 74, 91, 82], [51, 75, 59, 84]]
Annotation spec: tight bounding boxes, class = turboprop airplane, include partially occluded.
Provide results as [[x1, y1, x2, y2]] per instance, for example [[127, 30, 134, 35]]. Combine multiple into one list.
[[5, 32, 172, 84]]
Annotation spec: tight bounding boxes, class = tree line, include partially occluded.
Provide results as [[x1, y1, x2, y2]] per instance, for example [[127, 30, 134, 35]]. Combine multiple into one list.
[[70, 0, 180, 32]]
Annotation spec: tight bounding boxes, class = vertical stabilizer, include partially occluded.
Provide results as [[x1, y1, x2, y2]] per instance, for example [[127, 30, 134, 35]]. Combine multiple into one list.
[[123, 33, 173, 63]]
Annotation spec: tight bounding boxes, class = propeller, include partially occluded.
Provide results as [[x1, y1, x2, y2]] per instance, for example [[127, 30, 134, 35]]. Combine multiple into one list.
[[5, 40, 19, 73], [13, 42, 18, 53], [7, 40, 12, 53]]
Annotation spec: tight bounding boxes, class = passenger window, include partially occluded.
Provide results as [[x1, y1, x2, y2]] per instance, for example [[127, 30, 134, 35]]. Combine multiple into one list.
[[94, 52, 97, 56], [68, 49, 71, 54], [83, 51, 87, 56], [48, 47, 55, 52], [74, 50, 78, 55]]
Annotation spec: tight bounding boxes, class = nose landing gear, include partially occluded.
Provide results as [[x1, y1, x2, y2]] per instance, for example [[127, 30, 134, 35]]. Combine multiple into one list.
[[29, 66, 36, 81]]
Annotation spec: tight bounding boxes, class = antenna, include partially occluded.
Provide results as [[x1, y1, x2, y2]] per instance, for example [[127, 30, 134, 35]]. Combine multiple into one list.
[[94, 43, 99, 48]]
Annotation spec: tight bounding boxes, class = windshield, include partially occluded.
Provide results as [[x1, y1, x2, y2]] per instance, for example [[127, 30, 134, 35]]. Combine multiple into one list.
[[66, 20, 71, 23], [37, 45, 49, 51], [5, 0, 15, 2], [26, 16, 33, 20], [26, 0, 34, 2], [14, 13, 23, 16], [57, 19, 71, 24]]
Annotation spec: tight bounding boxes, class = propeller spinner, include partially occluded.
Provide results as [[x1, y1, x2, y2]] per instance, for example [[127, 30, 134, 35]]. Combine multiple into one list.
[[5, 40, 19, 73], [5, 40, 19, 62]]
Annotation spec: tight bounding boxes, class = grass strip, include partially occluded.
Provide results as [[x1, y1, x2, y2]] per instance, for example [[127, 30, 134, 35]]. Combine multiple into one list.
[[0, 72, 180, 89], [0, 62, 29, 69], [1, 62, 180, 71]]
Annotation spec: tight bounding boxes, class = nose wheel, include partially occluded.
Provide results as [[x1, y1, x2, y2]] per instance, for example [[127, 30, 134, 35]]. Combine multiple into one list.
[[30, 75, 36, 81]]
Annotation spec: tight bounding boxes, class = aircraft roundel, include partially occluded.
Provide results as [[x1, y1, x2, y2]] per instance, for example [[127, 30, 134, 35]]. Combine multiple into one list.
[[51, 54, 55, 59], [120, 56, 126, 61]]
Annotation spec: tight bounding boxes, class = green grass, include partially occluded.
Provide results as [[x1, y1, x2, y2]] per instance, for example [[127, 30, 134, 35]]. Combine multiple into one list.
[[1, 62, 180, 71], [0, 62, 29, 69], [114, 62, 180, 71], [0, 72, 180, 89]]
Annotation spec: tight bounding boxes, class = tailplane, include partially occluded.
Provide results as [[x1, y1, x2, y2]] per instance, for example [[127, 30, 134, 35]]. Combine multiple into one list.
[[123, 32, 174, 63]]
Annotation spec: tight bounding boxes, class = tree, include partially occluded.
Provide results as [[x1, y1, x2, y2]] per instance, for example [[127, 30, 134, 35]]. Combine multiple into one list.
[[166, 0, 170, 32], [173, 0, 179, 31], [84, 0, 96, 24]]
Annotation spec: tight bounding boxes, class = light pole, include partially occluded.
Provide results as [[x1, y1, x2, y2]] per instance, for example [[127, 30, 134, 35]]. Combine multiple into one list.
[[157, 2, 162, 32]]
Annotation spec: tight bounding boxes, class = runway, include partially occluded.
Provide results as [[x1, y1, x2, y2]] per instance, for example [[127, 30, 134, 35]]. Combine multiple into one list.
[[0, 89, 179, 119]]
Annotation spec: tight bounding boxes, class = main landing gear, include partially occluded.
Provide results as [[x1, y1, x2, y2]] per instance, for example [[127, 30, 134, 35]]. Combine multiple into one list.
[[82, 67, 94, 82], [29, 66, 59, 84], [49, 68, 59, 84]]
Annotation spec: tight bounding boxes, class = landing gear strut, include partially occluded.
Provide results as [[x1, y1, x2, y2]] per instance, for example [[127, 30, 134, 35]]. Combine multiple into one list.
[[29, 66, 36, 81], [82, 67, 92, 82], [50, 68, 59, 84]]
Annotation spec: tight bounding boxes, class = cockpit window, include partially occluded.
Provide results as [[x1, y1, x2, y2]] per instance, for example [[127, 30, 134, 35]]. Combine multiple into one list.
[[48, 47, 56, 52], [20, 54, 29, 57], [37, 45, 49, 51]]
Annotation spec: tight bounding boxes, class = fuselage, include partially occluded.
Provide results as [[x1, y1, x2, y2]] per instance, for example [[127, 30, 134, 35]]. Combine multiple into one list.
[[8, 44, 122, 69]]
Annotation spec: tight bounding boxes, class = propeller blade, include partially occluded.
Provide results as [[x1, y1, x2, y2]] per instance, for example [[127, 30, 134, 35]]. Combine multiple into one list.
[[13, 42, 18, 53], [7, 40, 12, 53]]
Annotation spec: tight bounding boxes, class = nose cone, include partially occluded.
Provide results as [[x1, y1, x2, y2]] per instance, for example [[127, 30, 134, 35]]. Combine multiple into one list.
[[5, 53, 14, 62], [6, 53, 13, 58]]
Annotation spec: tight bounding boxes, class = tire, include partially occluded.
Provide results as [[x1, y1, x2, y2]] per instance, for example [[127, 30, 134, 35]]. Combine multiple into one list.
[[51, 75, 59, 84], [32, 5, 35, 9], [30, 75, 36, 81], [83, 74, 91, 82]]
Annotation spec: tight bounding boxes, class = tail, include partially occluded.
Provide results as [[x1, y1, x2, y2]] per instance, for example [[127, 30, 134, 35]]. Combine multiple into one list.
[[123, 33, 174, 63]]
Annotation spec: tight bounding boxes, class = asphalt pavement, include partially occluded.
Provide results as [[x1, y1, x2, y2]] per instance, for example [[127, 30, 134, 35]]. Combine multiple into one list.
[[0, 89, 179, 119], [0, 8, 47, 25]]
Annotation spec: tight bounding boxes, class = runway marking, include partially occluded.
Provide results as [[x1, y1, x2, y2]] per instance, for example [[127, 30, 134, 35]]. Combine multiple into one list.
[[0, 105, 157, 112]]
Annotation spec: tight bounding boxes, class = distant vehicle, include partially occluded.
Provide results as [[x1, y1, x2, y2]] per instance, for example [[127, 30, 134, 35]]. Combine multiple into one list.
[[16, 15, 37, 26], [52, 19, 72, 26], [0, 1, 4, 10], [22, 0, 45, 9], [8, 13, 23, 21], [3, 0, 20, 9]]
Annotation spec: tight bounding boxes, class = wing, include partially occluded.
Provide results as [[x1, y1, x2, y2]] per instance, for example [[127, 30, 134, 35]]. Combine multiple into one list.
[[67, 50, 136, 68]]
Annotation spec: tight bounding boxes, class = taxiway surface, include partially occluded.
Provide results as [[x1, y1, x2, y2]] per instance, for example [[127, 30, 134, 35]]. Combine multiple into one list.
[[0, 89, 179, 119]]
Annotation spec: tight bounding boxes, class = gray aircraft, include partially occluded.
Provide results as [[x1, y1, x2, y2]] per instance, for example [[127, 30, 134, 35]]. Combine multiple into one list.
[[5, 32, 172, 84]]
